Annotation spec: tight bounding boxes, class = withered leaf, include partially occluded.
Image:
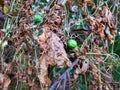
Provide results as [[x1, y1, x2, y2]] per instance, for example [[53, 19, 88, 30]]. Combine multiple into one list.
[[38, 26, 71, 87], [8, 11, 19, 16], [74, 59, 89, 79], [0, 30, 5, 38], [81, 59, 89, 73], [0, 73, 11, 88], [67, 0, 74, 10], [27, 65, 34, 75], [79, 0, 96, 9], [38, 54, 51, 88], [38, 28, 71, 67], [94, 4, 117, 43]]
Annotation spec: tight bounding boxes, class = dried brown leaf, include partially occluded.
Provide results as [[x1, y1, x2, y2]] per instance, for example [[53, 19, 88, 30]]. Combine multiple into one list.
[[86, 16, 105, 39], [0, 30, 5, 38], [28, 65, 34, 75], [79, 0, 96, 9], [0, 73, 11, 88], [38, 27, 71, 87], [67, 0, 74, 10], [81, 59, 89, 73], [86, 12, 116, 43], [74, 59, 89, 79], [98, 5, 116, 29], [38, 54, 51, 88], [3, 77, 11, 88], [95, 4, 117, 43], [38, 27, 71, 67]]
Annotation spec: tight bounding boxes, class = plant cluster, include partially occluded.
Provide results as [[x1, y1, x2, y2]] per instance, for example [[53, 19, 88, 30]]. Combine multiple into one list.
[[0, 0, 120, 90]]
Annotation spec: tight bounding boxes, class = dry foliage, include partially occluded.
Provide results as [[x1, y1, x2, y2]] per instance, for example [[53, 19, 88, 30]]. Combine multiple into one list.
[[37, 3, 72, 87], [86, 4, 117, 43], [0, 0, 119, 90], [68, 0, 96, 10]]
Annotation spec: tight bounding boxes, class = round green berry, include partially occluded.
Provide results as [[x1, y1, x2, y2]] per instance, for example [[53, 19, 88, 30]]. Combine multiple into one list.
[[67, 39, 77, 49], [33, 15, 42, 23]]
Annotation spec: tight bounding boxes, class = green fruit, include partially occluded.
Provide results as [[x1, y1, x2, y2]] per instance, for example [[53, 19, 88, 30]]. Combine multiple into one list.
[[33, 15, 42, 23], [67, 39, 77, 49]]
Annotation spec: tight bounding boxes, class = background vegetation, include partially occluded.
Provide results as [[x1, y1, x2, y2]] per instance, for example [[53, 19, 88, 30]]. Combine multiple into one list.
[[0, 0, 120, 90]]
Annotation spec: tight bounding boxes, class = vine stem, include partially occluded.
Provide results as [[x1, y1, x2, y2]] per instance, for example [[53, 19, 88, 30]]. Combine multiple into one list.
[[3, 0, 16, 29], [49, 59, 79, 90], [84, 73, 88, 90], [80, 33, 93, 50], [62, 0, 67, 5]]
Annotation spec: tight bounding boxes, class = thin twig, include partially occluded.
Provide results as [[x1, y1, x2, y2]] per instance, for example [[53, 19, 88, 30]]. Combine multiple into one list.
[[49, 59, 79, 90]]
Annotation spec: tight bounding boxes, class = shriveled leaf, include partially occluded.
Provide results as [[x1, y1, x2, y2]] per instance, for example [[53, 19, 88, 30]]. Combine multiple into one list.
[[86, 7, 117, 44], [105, 27, 114, 43], [67, 0, 74, 10], [98, 4, 116, 29], [74, 59, 89, 79], [38, 54, 51, 88], [38, 27, 71, 67], [0, 73, 11, 88], [79, 0, 96, 9], [95, 4, 117, 43], [38, 26, 71, 87], [0, 30, 5, 38], [27, 64, 34, 75], [81, 59, 89, 73], [86, 15, 105, 39], [3, 77, 11, 88]]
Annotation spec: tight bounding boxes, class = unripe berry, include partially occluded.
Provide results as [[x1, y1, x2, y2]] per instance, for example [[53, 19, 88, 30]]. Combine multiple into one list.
[[67, 39, 77, 49]]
